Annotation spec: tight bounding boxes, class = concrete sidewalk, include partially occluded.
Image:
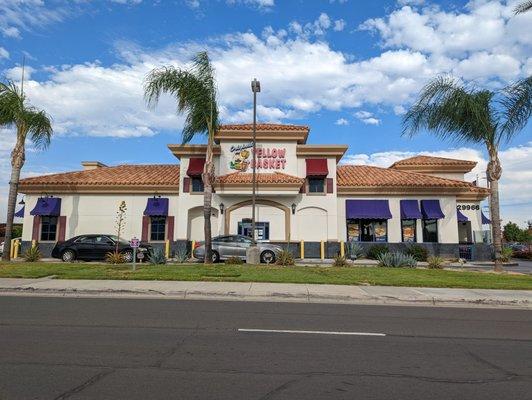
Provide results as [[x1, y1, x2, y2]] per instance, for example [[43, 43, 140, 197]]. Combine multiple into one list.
[[0, 277, 530, 308]]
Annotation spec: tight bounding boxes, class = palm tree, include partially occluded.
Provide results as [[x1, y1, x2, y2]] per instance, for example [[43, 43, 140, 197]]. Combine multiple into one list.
[[0, 80, 53, 261], [514, 1, 532, 14], [403, 75, 531, 271], [144, 51, 219, 264]]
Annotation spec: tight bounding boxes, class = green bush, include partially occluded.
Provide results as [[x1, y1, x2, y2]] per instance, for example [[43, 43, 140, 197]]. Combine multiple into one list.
[[346, 241, 364, 260], [367, 244, 389, 260], [332, 254, 349, 267], [405, 244, 429, 262], [276, 250, 295, 266], [148, 248, 167, 265], [23, 246, 42, 262], [225, 256, 244, 265], [500, 247, 513, 262], [175, 247, 189, 263], [105, 251, 125, 264], [377, 252, 417, 268], [427, 256, 445, 269]]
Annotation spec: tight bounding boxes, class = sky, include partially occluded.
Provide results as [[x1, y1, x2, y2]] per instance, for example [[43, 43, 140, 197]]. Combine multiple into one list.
[[0, 0, 531, 227]]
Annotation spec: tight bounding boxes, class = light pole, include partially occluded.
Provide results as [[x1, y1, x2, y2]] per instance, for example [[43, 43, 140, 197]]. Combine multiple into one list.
[[251, 78, 260, 241], [247, 78, 261, 264]]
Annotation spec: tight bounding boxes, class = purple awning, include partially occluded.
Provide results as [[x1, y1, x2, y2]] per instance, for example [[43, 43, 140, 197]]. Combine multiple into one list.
[[400, 200, 422, 219], [14, 206, 25, 218], [30, 198, 61, 216], [457, 209, 469, 222], [346, 200, 392, 219], [144, 197, 169, 216], [481, 211, 491, 224], [420, 200, 445, 219]]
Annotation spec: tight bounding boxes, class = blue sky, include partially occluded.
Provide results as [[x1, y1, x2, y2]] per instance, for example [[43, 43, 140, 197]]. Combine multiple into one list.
[[0, 0, 531, 225]]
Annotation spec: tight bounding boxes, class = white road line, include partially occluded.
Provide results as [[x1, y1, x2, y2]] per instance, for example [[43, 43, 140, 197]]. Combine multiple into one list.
[[238, 328, 386, 337]]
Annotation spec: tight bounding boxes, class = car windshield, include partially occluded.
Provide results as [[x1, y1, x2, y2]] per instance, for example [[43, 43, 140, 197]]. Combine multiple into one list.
[[107, 235, 130, 245]]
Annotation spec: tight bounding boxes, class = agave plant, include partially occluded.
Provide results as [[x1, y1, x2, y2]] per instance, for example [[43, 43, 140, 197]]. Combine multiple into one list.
[[174, 247, 189, 263], [148, 247, 167, 265], [23, 246, 42, 262], [377, 252, 417, 268], [427, 256, 445, 269], [276, 250, 295, 266], [346, 240, 364, 260], [105, 251, 126, 264]]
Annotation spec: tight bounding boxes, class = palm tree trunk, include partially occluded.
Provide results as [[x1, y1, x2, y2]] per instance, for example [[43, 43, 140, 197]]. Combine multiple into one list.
[[202, 129, 215, 264], [2, 134, 25, 261], [486, 145, 503, 272]]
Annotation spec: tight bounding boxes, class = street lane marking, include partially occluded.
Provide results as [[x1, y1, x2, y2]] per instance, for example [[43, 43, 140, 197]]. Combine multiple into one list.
[[238, 329, 386, 336]]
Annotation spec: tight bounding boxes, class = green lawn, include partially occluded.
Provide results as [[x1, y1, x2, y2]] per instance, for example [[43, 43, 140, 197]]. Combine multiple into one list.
[[0, 262, 531, 290]]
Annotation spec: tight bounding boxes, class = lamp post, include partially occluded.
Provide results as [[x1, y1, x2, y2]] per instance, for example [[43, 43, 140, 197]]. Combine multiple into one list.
[[247, 78, 261, 264]]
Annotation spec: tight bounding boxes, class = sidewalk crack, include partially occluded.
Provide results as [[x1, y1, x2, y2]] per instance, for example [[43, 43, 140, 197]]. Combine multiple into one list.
[[53, 369, 114, 399]]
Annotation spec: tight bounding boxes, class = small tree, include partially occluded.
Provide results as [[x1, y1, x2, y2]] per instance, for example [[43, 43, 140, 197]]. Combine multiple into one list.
[[503, 222, 530, 243], [114, 201, 127, 253]]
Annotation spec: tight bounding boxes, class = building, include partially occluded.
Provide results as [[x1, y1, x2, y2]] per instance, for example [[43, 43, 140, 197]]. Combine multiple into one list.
[[16, 123, 493, 260]]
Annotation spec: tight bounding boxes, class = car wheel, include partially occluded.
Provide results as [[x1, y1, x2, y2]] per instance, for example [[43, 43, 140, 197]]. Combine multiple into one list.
[[61, 249, 76, 262], [260, 250, 276, 264], [122, 250, 133, 263], [211, 250, 220, 263]]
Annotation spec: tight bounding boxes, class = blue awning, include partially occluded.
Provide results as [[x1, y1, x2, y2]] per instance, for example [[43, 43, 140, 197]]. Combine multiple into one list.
[[420, 200, 445, 219], [14, 206, 25, 218], [346, 200, 392, 219], [457, 209, 469, 222], [400, 200, 422, 219], [481, 211, 491, 224], [30, 197, 61, 216], [144, 197, 169, 216]]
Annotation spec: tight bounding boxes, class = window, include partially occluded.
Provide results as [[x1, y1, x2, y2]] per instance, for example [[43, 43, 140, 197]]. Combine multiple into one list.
[[308, 178, 325, 193], [238, 221, 270, 240], [191, 177, 204, 193], [422, 219, 438, 243], [40, 216, 58, 241], [150, 216, 166, 241], [347, 219, 387, 242], [401, 220, 417, 243]]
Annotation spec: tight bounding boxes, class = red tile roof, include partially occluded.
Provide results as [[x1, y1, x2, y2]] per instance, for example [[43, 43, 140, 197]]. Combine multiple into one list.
[[218, 123, 309, 132], [216, 171, 304, 185], [390, 155, 477, 168], [19, 165, 180, 188]]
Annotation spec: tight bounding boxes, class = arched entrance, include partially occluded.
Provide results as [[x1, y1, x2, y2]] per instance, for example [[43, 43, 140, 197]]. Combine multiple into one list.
[[224, 199, 290, 240]]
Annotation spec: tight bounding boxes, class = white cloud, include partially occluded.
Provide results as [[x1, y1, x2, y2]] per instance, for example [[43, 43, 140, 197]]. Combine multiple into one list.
[[0, 47, 9, 60], [397, 0, 425, 5], [335, 118, 349, 125], [333, 19, 346, 32], [354, 110, 380, 125], [342, 143, 532, 227], [227, 0, 275, 8]]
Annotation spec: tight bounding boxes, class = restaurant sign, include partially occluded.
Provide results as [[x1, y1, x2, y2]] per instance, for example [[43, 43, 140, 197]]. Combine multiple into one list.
[[229, 143, 287, 172]]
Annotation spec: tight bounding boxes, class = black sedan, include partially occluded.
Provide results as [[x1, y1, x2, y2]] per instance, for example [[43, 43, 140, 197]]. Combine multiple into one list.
[[51, 235, 152, 262]]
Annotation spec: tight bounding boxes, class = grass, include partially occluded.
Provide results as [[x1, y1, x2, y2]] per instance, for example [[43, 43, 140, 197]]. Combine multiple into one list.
[[0, 262, 531, 290]]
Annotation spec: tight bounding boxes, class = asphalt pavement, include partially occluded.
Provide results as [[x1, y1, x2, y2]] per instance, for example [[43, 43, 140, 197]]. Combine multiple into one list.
[[0, 296, 531, 399]]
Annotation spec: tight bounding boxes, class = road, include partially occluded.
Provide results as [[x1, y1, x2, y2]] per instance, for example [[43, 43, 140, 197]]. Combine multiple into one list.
[[0, 296, 530, 399]]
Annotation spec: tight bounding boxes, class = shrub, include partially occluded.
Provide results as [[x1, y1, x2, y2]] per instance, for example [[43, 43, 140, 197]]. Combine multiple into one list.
[[332, 254, 349, 267], [500, 247, 513, 262], [367, 244, 389, 260], [377, 252, 417, 268], [346, 241, 364, 260], [276, 250, 295, 266], [175, 247, 189, 263], [405, 244, 429, 262], [427, 256, 445, 269], [105, 251, 125, 264], [23, 246, 42, 262], [148, 248, 167, 265], [225, 256, 244, 265]]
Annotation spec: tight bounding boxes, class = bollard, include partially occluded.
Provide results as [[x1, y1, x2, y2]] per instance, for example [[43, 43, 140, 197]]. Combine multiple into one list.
[[340, 240, 345, 257], [10, 239, 16, 259], [13, 240, 20, 259], [31, 240, 36, 249], [191, 240, 196, 254], [320, 241, 325, 260], [165, 240, 170, 259], [300, 241, 304, 259]]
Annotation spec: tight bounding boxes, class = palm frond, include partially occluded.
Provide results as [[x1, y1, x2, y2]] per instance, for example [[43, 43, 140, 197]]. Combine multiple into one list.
[[514, 1, 532, 14], [498, 76, 532, 143], [25, 108, 53, 150], [0, 81, 25, 127], [402, 76, 495, 145]]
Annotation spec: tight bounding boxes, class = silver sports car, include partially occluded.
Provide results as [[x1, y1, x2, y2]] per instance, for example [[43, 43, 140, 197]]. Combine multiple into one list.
[[192, 235, 283, 263]]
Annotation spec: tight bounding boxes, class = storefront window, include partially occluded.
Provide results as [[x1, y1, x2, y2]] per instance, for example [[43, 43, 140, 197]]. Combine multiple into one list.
[[191, 177, 204, 193], [308, 178, 325, 193], [40, 216, 58, 241], [150, 216, 166, 241], [401, 219, 417, 242], [238, 221, 270, 240], [422, 219, 438, 243], [347, 219, 387, 242]]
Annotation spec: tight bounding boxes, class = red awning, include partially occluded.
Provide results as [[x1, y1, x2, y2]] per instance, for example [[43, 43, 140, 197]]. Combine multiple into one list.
[[305, 158, 328, 177], [187, 158, 206, 176]]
